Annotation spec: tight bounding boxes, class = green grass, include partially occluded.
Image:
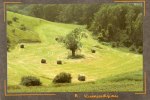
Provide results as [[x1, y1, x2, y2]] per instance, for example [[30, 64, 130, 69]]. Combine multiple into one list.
[[7, 12, 143, 92], [7, 11, 41, 50]]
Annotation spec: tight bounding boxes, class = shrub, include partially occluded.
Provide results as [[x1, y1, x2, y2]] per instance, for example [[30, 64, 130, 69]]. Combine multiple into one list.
[[12, 17, 19, 22], [53, 72, 72, 83], [116, 42, 120, 47], [129, 45, 136, 52], [57, 60, 62, 64], [138, 46, 143, 54], [20, 76, 42, 86], [20, 24, 27, 31], [111, 42, 116, 48], [7, 20, 12, 25], [78, 74, 86, 81], [98, 33, 104, 41], [123, 40, 132, 47], [41, 59, 46, 64]]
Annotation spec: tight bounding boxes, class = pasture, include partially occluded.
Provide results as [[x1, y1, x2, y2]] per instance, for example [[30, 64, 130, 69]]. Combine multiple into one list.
[[7, 12, 143, 92]]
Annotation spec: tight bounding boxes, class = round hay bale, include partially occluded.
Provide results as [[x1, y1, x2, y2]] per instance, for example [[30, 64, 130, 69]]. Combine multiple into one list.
[[91, 49, 96, 53], [20, 44, 24, 48], [78, 74, 86, 81], [41, 59, 46, 64], [57, 60, 62, 65], [55, 37, 58, 41]]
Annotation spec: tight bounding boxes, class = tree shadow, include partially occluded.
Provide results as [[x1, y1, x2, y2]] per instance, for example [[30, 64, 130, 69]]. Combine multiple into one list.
[[67, 54, 85, 59]]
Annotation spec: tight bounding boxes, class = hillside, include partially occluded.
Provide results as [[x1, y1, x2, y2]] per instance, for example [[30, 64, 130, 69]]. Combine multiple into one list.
[[7, 12, 143, 92], [7, 11, 42, 50]]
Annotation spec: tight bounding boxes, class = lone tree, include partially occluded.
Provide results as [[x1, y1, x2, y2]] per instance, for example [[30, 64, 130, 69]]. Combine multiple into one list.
[[64, 28, 87, 57]]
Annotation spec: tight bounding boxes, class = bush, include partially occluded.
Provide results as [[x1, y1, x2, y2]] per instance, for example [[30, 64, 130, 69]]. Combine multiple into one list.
[[138, 46, 143, 54], [7, 20, 12, 25], [53, 72, 72, 83], [123, 40, 132, 47], [41, 59, 46, 64], [111, 42, 116, 48], [20, 76, 42, 86], [78, 74, 86, 81], [20, 24, 27, 31], [129, 45, 136, 52], [12, 17, 19, 22], [98, 33, 104, 41], [116, 42, 120, 47]]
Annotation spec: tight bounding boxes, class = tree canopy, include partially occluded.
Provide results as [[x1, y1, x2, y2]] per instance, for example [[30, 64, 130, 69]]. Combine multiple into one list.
[[64, 28, 86, 57]]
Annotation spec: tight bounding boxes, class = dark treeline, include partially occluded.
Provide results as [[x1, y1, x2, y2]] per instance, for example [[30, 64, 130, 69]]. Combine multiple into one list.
[[7, 4, 100, 27], [90, 4, 143, 53], [7, 4, 143, 53]]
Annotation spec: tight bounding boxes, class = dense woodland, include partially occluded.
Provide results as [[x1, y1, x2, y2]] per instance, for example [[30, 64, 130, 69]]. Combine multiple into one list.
[[7, 4, 143, 53]]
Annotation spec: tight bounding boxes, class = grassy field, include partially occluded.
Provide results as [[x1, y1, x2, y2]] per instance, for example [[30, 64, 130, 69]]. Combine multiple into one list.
[[7, 12, 143, 92]]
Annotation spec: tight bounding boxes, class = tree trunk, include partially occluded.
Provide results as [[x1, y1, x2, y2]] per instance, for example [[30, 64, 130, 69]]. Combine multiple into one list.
[[72, 50, 75, 57]]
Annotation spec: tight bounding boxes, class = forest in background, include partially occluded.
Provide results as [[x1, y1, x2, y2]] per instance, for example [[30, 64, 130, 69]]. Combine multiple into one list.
[[7, 4, 143, 53]]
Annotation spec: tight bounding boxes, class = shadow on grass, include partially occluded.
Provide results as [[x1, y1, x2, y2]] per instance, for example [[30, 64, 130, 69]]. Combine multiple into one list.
[[52, 81, 95, 87], [7, 81, 96, 90], [67, 54, 85, 59]]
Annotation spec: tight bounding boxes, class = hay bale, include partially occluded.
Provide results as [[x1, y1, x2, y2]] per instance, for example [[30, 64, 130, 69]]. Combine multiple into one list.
[[57, 60, 62, 65], [41, 59, 46, 64], [55, 37, 58, 41], [91, 49, 96, 53], [78, 74, 86, 81], [20, 44, 24, 48]]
